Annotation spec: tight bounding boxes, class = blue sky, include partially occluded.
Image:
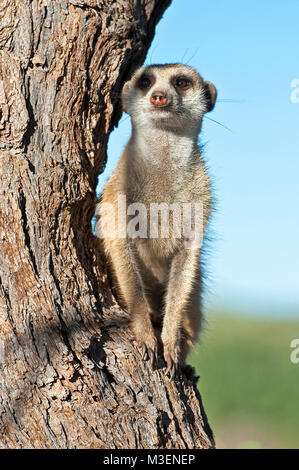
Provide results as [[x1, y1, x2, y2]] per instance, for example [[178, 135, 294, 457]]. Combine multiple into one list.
[[98, 0, 299, 317]]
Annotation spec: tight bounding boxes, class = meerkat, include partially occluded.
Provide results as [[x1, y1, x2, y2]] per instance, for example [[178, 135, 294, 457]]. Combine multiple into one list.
[[96, 64, 217, 377]]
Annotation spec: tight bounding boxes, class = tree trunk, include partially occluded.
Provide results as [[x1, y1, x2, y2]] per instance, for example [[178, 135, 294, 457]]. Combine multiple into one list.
[[0, 0, 214, 449]]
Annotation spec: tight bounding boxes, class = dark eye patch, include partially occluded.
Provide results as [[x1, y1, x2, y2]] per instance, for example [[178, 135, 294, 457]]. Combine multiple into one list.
[[174, 76, 193, 89], [137, 74, 152, 90]]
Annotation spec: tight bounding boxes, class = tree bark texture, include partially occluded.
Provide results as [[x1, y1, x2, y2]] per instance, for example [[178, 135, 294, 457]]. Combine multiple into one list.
[[0, 0, 215, 449]]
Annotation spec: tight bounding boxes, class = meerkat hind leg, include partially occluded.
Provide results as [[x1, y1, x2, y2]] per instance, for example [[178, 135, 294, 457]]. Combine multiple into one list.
[[108, 239, 158, 365], [180, 285, 203, 363], [161, 248, 200, 378]]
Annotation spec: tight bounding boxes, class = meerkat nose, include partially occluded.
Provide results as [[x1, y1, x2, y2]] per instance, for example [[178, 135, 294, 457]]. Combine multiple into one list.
[[150, 91, 168, 107]]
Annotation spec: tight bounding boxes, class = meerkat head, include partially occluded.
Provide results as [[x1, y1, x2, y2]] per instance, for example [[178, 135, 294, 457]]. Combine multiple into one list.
[[121, 64, 217, 134]]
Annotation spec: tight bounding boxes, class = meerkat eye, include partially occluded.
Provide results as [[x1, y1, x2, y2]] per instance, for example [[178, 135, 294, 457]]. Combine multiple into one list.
[[175, 77, 192, 89], [137, 75, 151, 90]]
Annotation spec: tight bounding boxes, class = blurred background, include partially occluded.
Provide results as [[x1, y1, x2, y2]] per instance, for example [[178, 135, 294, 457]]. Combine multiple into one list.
[[97, 0, 299, 448]]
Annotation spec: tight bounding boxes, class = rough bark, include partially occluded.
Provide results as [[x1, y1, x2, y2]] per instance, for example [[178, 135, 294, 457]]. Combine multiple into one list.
[[0, 0, 214, 449]]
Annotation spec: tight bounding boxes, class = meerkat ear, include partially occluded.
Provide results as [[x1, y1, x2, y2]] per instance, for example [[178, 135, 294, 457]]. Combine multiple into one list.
[[121, 80, 132, 114], [203, 81, 217, 113]]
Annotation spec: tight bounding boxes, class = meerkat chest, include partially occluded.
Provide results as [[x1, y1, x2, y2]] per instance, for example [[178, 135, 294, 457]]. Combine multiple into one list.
[[129, 160, 192, 206], [126, 165, 201, 259], [126, 133, 197, 204]]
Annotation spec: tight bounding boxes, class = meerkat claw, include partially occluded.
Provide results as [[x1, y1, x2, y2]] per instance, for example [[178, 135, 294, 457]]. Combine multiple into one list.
[[165, 361, 175, 379], [140, 343, 158, 368], [148, 348, 155, 366], [141, 343, 149, 361], [165, 356, 179, 379]]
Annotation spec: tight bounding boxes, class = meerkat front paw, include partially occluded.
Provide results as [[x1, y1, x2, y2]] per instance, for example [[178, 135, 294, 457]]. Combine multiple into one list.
[[162, 341, 181, 379], [130, 317, 158, 367]]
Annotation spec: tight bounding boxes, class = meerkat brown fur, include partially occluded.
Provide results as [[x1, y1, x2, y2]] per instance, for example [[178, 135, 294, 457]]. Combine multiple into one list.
[[96, 64, 217, 377]]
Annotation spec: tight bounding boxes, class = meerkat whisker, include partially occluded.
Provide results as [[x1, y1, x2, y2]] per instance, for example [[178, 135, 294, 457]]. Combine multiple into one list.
[[204, 116, 233, 133]]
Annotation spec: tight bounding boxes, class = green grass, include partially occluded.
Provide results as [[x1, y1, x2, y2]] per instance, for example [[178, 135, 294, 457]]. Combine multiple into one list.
[[189, 313, 299, 449]]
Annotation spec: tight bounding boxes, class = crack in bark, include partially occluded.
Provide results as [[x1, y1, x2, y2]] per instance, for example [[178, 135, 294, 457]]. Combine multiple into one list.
[[54, 301, 84, 371], [18, 189, 39, 276], [28, 314, 41, 359], [163, 385, 189, 448]]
